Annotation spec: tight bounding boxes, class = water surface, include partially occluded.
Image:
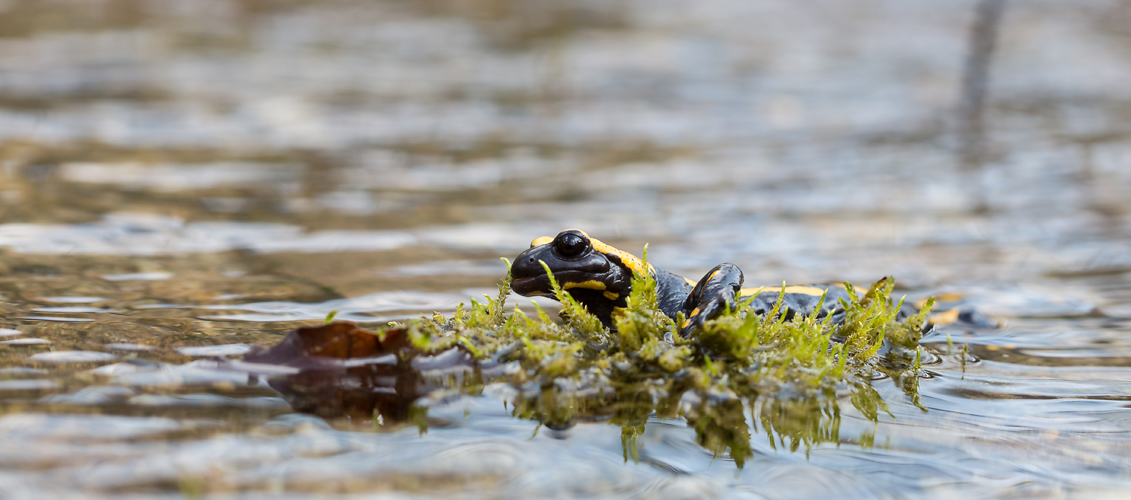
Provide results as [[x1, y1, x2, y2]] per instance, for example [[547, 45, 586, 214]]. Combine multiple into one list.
[[1, 0, 1131, 498]]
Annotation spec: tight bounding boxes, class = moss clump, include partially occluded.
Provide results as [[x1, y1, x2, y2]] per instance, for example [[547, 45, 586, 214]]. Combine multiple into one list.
[[380, 253, 933, 467]]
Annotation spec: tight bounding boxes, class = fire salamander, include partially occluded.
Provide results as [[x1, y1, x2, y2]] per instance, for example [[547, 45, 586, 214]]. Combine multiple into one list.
[[511, 229, 990, 335]]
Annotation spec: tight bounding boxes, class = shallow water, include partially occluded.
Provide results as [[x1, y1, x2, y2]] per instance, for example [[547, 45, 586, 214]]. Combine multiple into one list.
[[1, 0, 1131, 498]]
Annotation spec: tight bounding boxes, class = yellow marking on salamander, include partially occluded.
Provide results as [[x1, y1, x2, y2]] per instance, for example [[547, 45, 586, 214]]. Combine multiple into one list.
[[928, 308, 960, 325], [937, 292, 965, 302], [689, 307, 701, 318], [684, 277, 698, 287], [603, 291, 620, 301], [563, 280, 607, 291], [918, 292, 964, 309], [573, 229, 655, 278], [530, 229, 654, 278], [739, 285, 827, 297]]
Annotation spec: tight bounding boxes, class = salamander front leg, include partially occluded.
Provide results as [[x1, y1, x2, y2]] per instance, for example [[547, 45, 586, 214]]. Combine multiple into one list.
[[680, 263, 743, 336]]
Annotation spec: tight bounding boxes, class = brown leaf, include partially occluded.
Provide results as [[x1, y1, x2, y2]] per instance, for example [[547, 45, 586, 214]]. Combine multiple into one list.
[[244, 322, 409, 366], [296, 322, 380, 359]]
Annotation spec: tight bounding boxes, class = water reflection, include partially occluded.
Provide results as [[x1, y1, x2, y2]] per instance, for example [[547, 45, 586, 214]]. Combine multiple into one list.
[[240, 303, 940, 470]]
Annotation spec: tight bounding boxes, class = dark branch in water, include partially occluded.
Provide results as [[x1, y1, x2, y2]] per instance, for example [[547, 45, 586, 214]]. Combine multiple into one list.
[[958, 0, 1007, 176]]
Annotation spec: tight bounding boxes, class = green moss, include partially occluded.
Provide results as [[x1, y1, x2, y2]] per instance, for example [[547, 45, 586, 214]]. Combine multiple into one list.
[[382, 251, 933, 467]]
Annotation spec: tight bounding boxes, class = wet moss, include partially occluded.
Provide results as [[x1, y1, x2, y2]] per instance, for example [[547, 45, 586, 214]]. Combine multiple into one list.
[[366, 252, 933, 466]]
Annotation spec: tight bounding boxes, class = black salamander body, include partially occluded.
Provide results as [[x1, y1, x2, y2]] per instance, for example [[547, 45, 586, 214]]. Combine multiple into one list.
[[510, 229, 870, 335]]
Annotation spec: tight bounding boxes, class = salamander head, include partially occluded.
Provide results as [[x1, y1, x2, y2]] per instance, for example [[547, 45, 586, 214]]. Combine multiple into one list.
[[510, 229, 652, 323]]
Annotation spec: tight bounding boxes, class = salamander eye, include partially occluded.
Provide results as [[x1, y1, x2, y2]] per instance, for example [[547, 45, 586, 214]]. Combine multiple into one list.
[[554, 233, 589, 258]]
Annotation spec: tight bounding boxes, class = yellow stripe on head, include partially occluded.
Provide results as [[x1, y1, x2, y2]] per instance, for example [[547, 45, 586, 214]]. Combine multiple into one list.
[[531, 236, 553, 247], [563, 280, 607, 291], [575, 229, 654, 278]]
